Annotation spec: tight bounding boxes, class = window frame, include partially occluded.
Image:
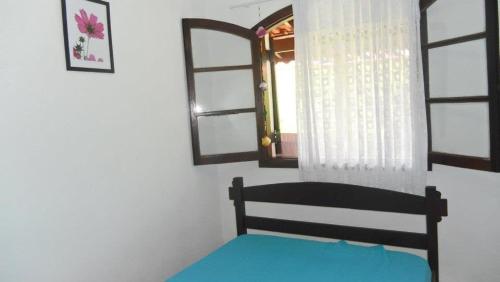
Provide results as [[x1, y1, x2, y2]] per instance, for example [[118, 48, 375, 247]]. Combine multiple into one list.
[[182, 19, 262, 165], [252, 5, 299, 168], [488, 0, 500, 172], [420, 0, 500, 172], [181, 1, 499, 170]]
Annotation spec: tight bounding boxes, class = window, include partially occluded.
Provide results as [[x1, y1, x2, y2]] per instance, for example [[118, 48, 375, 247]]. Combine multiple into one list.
[[254, 6, 298, 168], [182, 1, 500, 171], [182, 19, 261, 165], [181, 6, 298, 167], [421, 0, 500, 171]]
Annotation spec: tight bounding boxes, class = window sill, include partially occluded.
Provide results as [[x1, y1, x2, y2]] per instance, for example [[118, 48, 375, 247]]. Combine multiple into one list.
[[259, 157, 298, 168], [259, 154, 499, 172]]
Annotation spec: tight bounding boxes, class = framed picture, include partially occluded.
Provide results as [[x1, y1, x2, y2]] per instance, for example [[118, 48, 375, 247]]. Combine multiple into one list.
[[61, 0, 114, 73]]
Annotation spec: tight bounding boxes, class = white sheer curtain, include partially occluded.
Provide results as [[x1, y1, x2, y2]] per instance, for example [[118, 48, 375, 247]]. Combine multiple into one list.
[[294, 0, 428, 194]]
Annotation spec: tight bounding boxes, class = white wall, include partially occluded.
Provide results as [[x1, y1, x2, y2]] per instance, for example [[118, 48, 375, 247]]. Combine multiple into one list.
[[0, 1, 223, 282], [193, 1, 500, 282]]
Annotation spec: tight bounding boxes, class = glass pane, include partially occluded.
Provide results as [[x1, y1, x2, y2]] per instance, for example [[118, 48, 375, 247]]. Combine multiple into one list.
[[429, 39, 488, 98], [198, 113, 258, 155], [277, 133, 298, 158], [275, 61, 298, 158], [191, 29, 252, 68], [431, 103, 490, 158], [275, 62, 297, 133], [194, 69, 255, 112], [427, 0, 485, 43]]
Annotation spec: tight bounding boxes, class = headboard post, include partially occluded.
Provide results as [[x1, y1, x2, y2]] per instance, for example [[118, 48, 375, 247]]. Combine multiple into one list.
[[232, 177, 247, 236], [425, 186, 443, 282]]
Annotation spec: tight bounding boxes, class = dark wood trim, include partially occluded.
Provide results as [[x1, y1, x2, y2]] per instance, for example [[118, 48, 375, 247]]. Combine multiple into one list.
[[425, 32, 486, 49], [255, 38, 270, 168], [485, 0, 500, 172], [229, 178, 448, 281], [196, 108, 256, 117], [251, 22, 267, 169], [185, 18, 255, 39], [232, 177, 247, 236], [421, 6, 498, 173], [199, 152, 259, 165], [426, 187, 443, 282], [182, 19, 202, 165], [252, 5, 293, 31], [268, 39, 283, 155], [427, 96, 490, 104], [420, 0, 438, 11], [246, 216, 429, 250], [421, 11, 433, 171], [193, 65, 253, 73], [230, 182, 440, 215], [182, 18, 261, 165], [259, 157, 298, 168], [430, 152, 492, 171]]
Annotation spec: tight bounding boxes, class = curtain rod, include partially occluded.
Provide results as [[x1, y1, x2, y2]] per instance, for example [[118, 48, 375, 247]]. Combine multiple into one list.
[[230, 0, 277, 9]]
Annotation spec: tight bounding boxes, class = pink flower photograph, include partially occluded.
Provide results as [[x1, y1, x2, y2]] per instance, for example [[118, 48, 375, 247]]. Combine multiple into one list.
[[75, 9, 105, 39], [62, 0, 114, 73]]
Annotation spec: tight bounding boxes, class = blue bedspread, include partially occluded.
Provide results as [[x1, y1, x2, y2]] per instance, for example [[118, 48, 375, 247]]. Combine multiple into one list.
[[168, 234, 431, 282]]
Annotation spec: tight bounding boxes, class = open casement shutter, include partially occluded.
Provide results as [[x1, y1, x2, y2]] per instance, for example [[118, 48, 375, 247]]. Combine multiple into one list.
[[182, 19, 262, 165], [421, 0, 500, 172]]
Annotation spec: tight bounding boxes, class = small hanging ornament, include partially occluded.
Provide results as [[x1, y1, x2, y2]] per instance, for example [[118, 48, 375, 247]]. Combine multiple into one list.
[[261, 136, 272, 147], [259, 81, 268, 91], [261, 121, 272, 148], [256, 26, 267, 38]]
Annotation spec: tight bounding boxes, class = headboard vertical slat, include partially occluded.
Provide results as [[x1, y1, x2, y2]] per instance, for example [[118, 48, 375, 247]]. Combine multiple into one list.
[[425, 187, 442, 282], [232, 177, 247, 235]]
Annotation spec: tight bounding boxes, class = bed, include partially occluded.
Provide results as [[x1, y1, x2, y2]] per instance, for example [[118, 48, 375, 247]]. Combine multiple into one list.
[[169, 177, 448, 282]]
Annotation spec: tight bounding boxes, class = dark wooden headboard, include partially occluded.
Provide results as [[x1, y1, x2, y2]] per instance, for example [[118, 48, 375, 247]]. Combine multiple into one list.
[[229, 177, 448, 282]]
